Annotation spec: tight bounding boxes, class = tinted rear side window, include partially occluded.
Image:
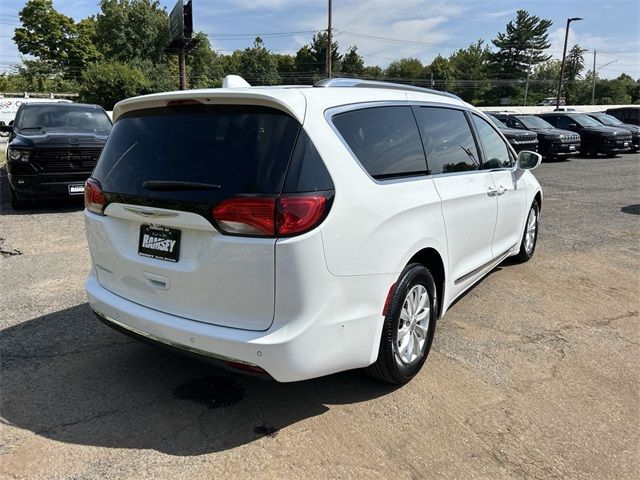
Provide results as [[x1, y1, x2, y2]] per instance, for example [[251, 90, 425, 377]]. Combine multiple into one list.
[[93, 105, 300, 204], [332, 106, 427, 179], [415, 107, 480, 174], [283, 130, 333, 192]]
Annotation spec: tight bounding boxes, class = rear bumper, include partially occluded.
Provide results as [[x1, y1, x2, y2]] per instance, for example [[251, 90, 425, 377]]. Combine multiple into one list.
[[86, 266, 393, 382]]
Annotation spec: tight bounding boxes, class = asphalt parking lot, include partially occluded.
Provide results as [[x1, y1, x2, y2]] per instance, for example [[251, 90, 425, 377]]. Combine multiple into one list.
[[1, 153, 638, 479]]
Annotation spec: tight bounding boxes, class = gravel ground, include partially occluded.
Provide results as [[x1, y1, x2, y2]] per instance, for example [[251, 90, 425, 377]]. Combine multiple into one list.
[[1, 153, 639, 479]]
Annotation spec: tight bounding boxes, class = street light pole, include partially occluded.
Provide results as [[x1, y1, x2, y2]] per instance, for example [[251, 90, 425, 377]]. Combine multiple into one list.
[[556, 17, 582, 110], [326, 0, 333, 78]]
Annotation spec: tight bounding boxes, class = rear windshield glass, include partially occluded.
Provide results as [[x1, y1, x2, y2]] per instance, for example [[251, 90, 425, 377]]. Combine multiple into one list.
[[93, 105, 301, 203], [16, 105, 112, 133]]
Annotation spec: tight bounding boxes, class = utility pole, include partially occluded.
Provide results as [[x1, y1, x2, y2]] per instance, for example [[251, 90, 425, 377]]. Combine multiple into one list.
[[591, 50, 597, 105], [556, 17, 582, 110], [430, 71, 434, 89], [523, 48, 533, 106], [326, 0, 333, 78]]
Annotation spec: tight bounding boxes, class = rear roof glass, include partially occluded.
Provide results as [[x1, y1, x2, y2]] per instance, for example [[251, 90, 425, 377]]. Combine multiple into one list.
[[93, 105, 301, 204]]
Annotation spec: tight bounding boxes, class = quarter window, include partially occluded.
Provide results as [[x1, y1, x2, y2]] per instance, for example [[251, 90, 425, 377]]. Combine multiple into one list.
[[332, 106, 427, 179], [415, 107, 480, 174], [471, 114, 513, 169]]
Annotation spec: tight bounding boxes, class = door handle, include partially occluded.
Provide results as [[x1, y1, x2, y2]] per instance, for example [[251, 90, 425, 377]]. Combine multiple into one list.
[[496, 185, 508, 196], [487, 187, 498, 197]]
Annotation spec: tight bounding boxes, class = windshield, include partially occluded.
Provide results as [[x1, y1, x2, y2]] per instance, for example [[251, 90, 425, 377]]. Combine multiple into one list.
[[594, 114, 623, 126], [16, 105, 112, 133], [518, 116, 554, 129], [92, 105, 301, 204], [572, 114, 603, 127], [487, 115, 506, 128]]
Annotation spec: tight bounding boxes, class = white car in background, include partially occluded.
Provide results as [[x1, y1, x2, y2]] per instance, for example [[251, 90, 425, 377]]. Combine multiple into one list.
[[84, 76, 542, 384]]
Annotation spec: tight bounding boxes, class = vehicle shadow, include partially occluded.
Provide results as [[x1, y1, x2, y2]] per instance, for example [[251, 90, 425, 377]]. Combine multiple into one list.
[[1, 303, 399, 456], [0, 166, 84, 216]]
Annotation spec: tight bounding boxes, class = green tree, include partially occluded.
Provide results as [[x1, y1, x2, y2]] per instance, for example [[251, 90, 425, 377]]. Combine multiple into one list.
[[235, 37, 280, 85], [362, 65, 384, 79], [489, 10, 553, 104], [14, 0, 101, 76], [293, 31, 340, 82], [80, 60, 148, 109], [340, 46, 364, 76], [528, 59, 561, 103], [309, 31, 341, 75], [187, 32, 223, 88], [385, 58, 424, 80], [426, 54, 454, 88], [95, 0, 169, 64], [563, 44, 587, 103], [447, 41, 492, 102]]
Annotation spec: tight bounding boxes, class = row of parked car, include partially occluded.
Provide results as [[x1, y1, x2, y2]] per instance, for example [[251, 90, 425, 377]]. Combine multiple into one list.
[[485, 107, 640, 160]]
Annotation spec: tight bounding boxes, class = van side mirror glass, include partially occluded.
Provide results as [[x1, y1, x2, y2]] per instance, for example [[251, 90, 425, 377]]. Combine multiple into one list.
[[518, 150, 542, 170]]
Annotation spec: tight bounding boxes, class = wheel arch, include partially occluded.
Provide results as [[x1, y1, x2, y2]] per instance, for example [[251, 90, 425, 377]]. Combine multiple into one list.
[[407, 247, 446, 319], [534, 189, 543, 213]]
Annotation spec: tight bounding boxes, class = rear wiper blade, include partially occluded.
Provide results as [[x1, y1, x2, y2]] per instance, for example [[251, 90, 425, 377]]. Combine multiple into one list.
[[143, 180, 222, 191]]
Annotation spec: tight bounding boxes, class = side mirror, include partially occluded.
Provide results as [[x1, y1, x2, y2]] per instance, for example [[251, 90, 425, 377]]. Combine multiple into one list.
[[517, 150, 542, 170], [568, 123, 578, 129], [0, 123, 13, 134]]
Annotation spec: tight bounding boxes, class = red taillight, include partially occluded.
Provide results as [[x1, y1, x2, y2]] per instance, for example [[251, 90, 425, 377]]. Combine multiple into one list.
[[277, 195, 327, 236], [212, 194, 329, 237], [213, 197, 277, 235], [84, 178, 107, 215]]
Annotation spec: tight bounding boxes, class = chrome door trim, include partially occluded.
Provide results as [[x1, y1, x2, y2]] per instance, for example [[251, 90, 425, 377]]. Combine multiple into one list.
[[454, 244, 517, 285]]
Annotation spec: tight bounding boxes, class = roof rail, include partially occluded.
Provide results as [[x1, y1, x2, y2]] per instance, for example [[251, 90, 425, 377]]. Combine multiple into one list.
[[314, 78, 461, 100]]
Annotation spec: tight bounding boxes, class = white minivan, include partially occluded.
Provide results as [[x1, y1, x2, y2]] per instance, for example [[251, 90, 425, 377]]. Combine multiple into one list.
[[84, 77, 542, 384]]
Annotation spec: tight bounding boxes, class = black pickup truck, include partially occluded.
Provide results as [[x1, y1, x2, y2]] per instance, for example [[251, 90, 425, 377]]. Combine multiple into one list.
[[537, 112, 632, 157], [491, 113, 581, 160], [485, 114, 539, 153], [2, 102, 112, 209]]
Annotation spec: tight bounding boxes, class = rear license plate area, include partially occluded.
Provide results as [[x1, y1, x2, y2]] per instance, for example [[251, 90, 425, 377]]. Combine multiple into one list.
[[138, 224, 181, 262]]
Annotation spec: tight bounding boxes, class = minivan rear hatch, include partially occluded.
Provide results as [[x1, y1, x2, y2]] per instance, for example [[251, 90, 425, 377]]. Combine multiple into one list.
[[87, 103, 301, 331]]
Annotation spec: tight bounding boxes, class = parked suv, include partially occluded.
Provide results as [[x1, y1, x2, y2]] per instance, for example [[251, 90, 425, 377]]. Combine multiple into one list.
[[3, 102, 112, 209], [84, 77, 543, 384], [605, 107, 639, 126], [586, 112, 639, 152], [491, 113, 580, 160], [485, 114, 539, 153], [537, 112, 632, 157]]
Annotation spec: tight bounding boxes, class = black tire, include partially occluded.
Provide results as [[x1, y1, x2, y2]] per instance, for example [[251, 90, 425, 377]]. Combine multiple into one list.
[[366, 263, 438, 384], [9, 185, 29, 210], [513, 201, 539, 263], [581, 143, 598, 158]]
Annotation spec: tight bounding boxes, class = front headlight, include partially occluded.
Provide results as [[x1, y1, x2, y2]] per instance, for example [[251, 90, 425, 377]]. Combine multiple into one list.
[[8, 149, 31, 162]]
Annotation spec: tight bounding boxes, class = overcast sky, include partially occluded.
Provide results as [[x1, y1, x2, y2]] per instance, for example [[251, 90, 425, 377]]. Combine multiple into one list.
[[1, 0, 638, 79]]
